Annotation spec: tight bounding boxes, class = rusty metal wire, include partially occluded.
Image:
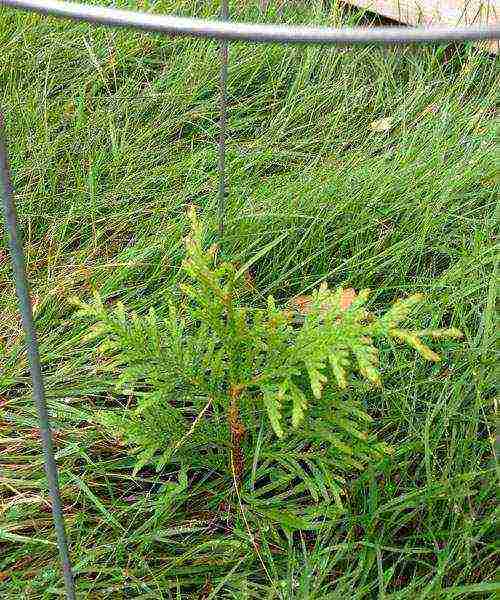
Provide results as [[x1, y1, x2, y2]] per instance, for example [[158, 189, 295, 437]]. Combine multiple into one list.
[[1, 1, 499, 597]]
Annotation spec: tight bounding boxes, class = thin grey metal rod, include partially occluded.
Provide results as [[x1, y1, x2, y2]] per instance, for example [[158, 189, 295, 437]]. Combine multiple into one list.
[[218, 0, 229, 235], [2, 0, 499, 44], [0, 114, 76, 600]]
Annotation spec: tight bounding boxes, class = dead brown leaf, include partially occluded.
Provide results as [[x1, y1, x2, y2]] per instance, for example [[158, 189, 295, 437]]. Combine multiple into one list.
[[290, 295, 313, 315], [290, 288, 357, 316], [339, 288, 357, 311]]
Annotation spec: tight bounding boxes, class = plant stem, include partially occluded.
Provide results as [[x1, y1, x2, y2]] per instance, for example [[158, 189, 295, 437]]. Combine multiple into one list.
[[228, 384, 246, 487]]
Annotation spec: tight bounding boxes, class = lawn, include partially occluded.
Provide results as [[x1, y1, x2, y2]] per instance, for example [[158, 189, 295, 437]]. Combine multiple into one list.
[[0, 1, 498, 598]]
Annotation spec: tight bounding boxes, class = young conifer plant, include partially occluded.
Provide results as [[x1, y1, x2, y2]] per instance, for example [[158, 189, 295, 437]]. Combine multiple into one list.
[[74, 207, 462, 495]]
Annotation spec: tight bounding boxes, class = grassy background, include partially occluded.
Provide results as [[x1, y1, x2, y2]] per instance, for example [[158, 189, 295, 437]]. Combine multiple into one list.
[[0, 1, 498, 597]]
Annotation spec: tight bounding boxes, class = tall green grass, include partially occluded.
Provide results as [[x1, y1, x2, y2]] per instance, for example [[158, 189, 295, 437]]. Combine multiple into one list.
[[0, 1, 498, 597]]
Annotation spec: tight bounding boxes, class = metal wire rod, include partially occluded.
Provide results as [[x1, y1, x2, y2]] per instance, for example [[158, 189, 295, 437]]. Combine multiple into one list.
[[2, 0, 499, 44], [0, 114, 76, 600], [218, 0, 229, 235]]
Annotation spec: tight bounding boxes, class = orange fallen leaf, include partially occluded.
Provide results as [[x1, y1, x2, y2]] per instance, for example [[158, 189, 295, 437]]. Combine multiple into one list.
[[339, 288, 357, 311], [290, 288, 357, 316], [290, 295, 313, 315]]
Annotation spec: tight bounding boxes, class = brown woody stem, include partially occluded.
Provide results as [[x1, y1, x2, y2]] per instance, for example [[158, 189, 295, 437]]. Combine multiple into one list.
[[228, 384, 246, 487]]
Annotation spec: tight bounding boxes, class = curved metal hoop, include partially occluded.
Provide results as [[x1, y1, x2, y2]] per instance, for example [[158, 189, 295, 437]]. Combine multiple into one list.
[[1, 1, 498, 599], [2, 0, 500, 43]]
